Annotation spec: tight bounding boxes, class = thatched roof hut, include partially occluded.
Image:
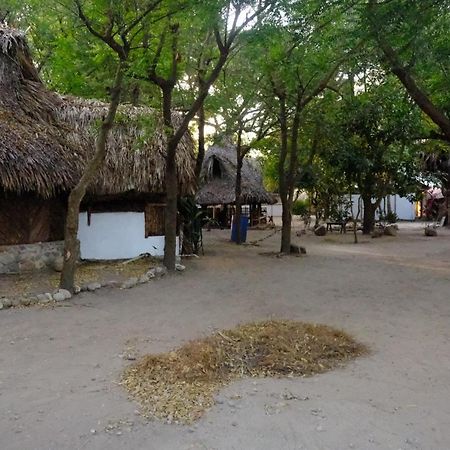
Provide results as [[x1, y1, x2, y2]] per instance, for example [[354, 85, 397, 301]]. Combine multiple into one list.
[[196, 144, 275, 206], [0, 26, 195, 200], [0, 26, 195, 252]]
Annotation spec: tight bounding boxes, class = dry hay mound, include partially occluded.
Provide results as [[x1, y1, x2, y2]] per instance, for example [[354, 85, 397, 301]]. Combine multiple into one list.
[[121, 320, 367, 424]]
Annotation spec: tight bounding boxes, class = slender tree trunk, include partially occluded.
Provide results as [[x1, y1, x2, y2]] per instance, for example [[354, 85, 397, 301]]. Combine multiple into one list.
[[351, 192, 360, 244], [277, 93, 292, 254], [60, 62, 125, 291], [161, 87, 178, 271], [280, 94, 301, 254], [280, 195, 292, 252], [164, 146, 178, 269], [148, 28, 233, 267], [195, 102, 206, 183], [362, 195, 376, 234], [235, 149, 244, 244]]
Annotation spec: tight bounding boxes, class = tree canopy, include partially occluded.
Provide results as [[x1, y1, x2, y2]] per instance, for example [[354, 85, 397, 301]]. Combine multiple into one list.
[[1, 0, 449, 255]]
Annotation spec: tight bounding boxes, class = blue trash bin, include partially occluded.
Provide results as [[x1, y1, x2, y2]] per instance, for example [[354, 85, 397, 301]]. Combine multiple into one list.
[[231, 215, 248, 242]]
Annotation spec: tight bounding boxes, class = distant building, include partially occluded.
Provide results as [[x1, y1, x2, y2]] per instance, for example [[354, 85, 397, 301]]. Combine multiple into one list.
[[196, 144, 275, 227]]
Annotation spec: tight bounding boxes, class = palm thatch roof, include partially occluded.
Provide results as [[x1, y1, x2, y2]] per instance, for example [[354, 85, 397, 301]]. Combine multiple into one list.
[[196, 144, 275, 206], [0, 26, 195, 199]]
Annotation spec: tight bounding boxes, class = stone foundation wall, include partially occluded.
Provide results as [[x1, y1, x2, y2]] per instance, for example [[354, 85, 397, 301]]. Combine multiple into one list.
[[0, 241, 64, 274]]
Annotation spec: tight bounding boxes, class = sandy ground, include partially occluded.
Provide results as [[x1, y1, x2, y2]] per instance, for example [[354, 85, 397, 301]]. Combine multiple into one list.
[[1, 223, 450, 450]]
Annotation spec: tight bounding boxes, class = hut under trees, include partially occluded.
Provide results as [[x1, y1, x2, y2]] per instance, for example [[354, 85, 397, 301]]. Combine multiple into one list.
[[196, 145, 275, 227], [0, 26, 195, 268]]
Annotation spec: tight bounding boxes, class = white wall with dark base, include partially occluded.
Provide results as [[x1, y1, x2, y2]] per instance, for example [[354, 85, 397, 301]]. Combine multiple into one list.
[[78, 212, 176, 260]]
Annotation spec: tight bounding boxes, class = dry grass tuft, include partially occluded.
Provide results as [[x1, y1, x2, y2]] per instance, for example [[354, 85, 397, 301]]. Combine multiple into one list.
[[121, 320, 367, 424]]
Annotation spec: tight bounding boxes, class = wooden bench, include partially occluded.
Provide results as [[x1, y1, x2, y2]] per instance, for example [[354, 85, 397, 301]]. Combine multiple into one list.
[[326, 221, 347, 234]]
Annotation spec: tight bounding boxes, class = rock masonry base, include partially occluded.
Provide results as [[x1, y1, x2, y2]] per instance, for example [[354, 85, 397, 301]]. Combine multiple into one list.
[[0, 241, 64, 274]]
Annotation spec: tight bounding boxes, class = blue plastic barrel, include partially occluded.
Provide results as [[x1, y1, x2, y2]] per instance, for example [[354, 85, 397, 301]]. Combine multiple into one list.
[[231, 216, 249, 242]]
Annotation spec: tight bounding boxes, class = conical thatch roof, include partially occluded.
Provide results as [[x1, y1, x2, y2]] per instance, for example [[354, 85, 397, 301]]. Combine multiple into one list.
[[0, 26, 195, 199], [196, 144, 275, 206]]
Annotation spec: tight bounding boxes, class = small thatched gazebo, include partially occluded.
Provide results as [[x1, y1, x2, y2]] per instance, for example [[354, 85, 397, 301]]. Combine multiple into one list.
[[0, 26, 195, 261], [196, 144, 275, 227]]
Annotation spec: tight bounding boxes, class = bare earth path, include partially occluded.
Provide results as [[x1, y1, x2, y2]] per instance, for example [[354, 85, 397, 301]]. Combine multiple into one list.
[[1, 225, 450, 450]]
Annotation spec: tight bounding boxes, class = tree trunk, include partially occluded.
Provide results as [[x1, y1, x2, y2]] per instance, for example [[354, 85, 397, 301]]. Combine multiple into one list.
[[280, 94, 302, 254], [164, 145, 178, 270], [194, 102, 206, 183], [60, 62, 125, 291], [386, 195, 392, 215], [235, 150, 244, 244], [161, 87, 178, 271], [280, 195, 292, 253], [362, 196, 376, 234], [351, 192, 360, 244], [276, 93, 292, 254], [276, 92, 301, 254]]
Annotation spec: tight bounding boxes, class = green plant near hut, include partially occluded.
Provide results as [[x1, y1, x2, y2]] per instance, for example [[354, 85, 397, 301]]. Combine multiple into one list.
[[178, 196, 204, 255]]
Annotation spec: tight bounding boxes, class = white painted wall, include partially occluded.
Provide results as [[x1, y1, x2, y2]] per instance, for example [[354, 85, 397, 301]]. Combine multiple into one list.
[[390, 196, 416, 221], [78, 212, 177, 260], [265, 194, 416, 222], [348, 195, 416, 221], [264, 203, 283, 218]]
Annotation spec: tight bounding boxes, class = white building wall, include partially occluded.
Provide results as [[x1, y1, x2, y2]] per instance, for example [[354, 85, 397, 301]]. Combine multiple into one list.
[[264, 203, 283, 218], [78, 212, 177, 260], [348, 195, 415, 221], [390, 196, 416, 221]]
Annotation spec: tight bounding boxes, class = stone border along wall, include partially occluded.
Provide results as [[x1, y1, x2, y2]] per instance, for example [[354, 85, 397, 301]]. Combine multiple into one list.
[[0, 263, 186, 311], [0, 241, 64, 274]]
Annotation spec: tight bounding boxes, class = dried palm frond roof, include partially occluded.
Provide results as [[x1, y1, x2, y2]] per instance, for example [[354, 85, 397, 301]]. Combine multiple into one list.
[[57, 97, 196, 197], [0, 26, 195, 199], [195, 144, 276, 206]]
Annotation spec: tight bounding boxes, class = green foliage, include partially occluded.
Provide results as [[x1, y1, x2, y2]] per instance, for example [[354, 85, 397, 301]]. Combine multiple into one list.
[[326, 77, 426, 202], [364, 0, 450, 115], [2, 0, 448, 217], [178, 196, 205, 254], [381, 211, 399, 224], [292, 199, 309, 216]]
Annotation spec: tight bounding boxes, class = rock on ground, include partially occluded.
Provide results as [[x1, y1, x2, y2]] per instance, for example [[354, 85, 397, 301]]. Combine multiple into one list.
[[290, 244, 307, 255], [384, 225, 398, 236], [87, 282, 102, 291], [425, 227, 437, 237], [121, 277, 139, 289], [314, 225, 327, 236], [154, 266, 168, 276], [372, 229, 384, 238], [1, 298, 12, 308], [52, 292, 66, 302]]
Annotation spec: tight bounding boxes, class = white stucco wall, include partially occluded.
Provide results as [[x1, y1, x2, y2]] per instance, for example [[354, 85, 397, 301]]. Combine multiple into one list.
[[348, 195, 416, 221], [264, 203, 283, 218], [390, 196, 416, 221], [78, 212, 177, 260]]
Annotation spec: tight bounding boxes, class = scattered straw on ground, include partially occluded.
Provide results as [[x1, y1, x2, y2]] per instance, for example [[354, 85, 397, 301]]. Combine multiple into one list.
[[1, 256, 157, 298], [121, 320, 367, 424]]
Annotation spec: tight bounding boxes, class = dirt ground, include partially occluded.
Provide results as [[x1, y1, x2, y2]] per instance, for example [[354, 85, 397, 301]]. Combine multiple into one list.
[[1, 223, 449, 450]]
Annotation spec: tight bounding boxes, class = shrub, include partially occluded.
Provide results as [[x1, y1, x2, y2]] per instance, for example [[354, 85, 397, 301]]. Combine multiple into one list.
[[384, 211, 398, 223], [292, 199, 310, 216]]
